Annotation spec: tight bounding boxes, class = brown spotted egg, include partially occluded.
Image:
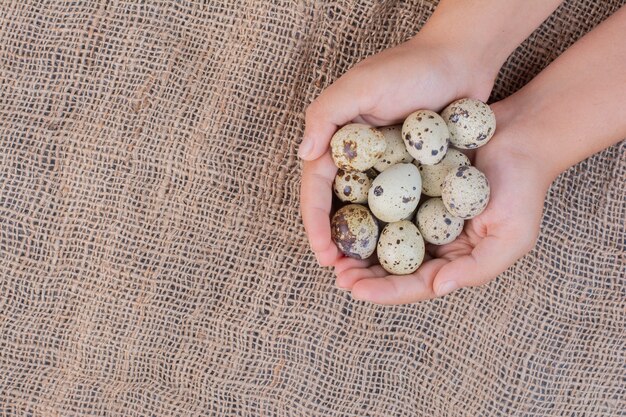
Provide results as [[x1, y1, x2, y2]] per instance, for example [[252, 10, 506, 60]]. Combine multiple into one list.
[[441, 98, 496, 149], [333, 170, 372, 204], [331, 204, 379, 259], [330, 123, 386, 171], [441, 166, 490, 219], [373, 125, 413, 172], [377, 220, 425, 275], [363, 168, 379, 180], [368, 163, 421, 223], [402, 110, 449, 165], [414, 148, 470, 197], [416, 198, 464, 245]]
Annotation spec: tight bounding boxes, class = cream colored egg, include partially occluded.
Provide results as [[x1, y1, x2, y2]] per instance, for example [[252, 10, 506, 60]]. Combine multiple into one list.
[[333, 170, 372, 204], [416, 198, 464, 245], [402, 110, 449, 165], [414, 148, 470, 197], [441, 98, 496, 149], [441, 166, 490, 219], [330, 123, 386, 171], [331, 204, 379, 259], [373, 125, 414, 172], [377, 221, 425, 275], [368, 163, 421, 223]]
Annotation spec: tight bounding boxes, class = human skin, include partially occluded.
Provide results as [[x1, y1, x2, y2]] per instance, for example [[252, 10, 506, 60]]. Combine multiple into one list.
[[300, 0, 565, 269], [300, 3, 626, 303], [337, 5, 626, 304]]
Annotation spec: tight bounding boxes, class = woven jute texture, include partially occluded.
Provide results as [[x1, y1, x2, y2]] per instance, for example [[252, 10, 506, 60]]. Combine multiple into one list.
[[0, 1, 624, 416]]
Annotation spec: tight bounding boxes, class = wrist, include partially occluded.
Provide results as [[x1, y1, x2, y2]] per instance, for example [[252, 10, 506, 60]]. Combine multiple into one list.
[[483, 101, 561, 188], [405, 32, 497, 102], [413, 0, 564, 93], [412, 17, 506, 88]]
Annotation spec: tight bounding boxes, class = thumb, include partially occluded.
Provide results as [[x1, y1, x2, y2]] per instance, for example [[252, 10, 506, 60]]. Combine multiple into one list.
[[432, 235, 532, 297], [299, 73, 371, 161]]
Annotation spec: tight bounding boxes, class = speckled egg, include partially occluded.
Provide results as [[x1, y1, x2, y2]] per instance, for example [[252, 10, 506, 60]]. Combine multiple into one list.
[[364, 168, 379, 180], [441, 98, 496, 149], [402, 110, 449, 165], [414, 148, 471, 197], [373, 125, 413, 172], [333, 170, 372, 204], [416, 198, 464, 245], [441, 166, 490, 219], [330, 123, 386, 171], [368, 163, 421, 223], [377, 221, 425, 275], [331, 204, 379, 259]]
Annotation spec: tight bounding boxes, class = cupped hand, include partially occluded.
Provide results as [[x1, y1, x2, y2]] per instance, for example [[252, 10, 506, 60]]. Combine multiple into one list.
[[335, 103, 554, 304], [300, 35, 495, 269]]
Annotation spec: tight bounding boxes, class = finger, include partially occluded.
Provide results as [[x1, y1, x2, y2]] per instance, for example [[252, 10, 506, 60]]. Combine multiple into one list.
[[316, 245, 341, 268], [336, 264, 388, 290], [299, 73, 373, 160], [334, 256, 374, 276], [351, 115, 369, 125], [430, 238, 473, 260], [432, 234, 530, 297], [350, 258, 449, 305], [300, 152, 338, 265]]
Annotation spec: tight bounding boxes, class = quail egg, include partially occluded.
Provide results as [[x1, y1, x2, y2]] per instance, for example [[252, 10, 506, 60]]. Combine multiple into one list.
[[333, 169, 372, 204], [415, 198, 464, 245], [373, 125, 414, 172], [377, 220, 425, 275], [414, 148, 471, 197], [402, 110, 449, 165], [330, 123, 386, 171], [368, 163, 421, 223], [441, 166, 490, 219], [331, 204, 379, 259], [441, 98, 496, 149]]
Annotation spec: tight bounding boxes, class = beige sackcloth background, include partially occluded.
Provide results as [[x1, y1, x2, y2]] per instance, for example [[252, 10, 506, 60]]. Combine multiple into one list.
[[0, 1, 624, 416]]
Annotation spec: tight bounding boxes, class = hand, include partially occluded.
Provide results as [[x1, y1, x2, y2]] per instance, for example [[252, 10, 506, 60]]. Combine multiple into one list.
[[335, 102, 554, 304], [300, 35, 496, 269]]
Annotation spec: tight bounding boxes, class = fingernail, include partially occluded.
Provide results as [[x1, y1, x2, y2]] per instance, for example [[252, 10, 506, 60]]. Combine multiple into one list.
[[437, 281, 458, 297], [350, 286, 370, 302], [351, 291, 364, 301], [298, 137, 313, 159]]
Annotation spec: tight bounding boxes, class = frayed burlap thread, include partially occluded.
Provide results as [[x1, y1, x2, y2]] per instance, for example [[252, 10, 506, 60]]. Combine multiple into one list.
[[0, 1, 624, 416]]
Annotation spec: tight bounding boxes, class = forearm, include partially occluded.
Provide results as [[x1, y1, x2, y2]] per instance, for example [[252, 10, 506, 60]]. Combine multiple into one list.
[[416, 0, 564, 80], [498, 6, 626, 181]]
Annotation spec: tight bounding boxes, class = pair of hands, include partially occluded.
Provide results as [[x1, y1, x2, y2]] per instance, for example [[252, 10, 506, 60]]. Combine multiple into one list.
[[299, 36, 552, 304]]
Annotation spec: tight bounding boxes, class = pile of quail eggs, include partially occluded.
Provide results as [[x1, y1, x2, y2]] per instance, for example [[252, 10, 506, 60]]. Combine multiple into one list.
[[330, 98, 495, 275]]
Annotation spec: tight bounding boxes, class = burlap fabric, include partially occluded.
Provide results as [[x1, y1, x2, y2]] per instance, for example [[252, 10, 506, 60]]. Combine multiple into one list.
[[0, 1, 624, 416]]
